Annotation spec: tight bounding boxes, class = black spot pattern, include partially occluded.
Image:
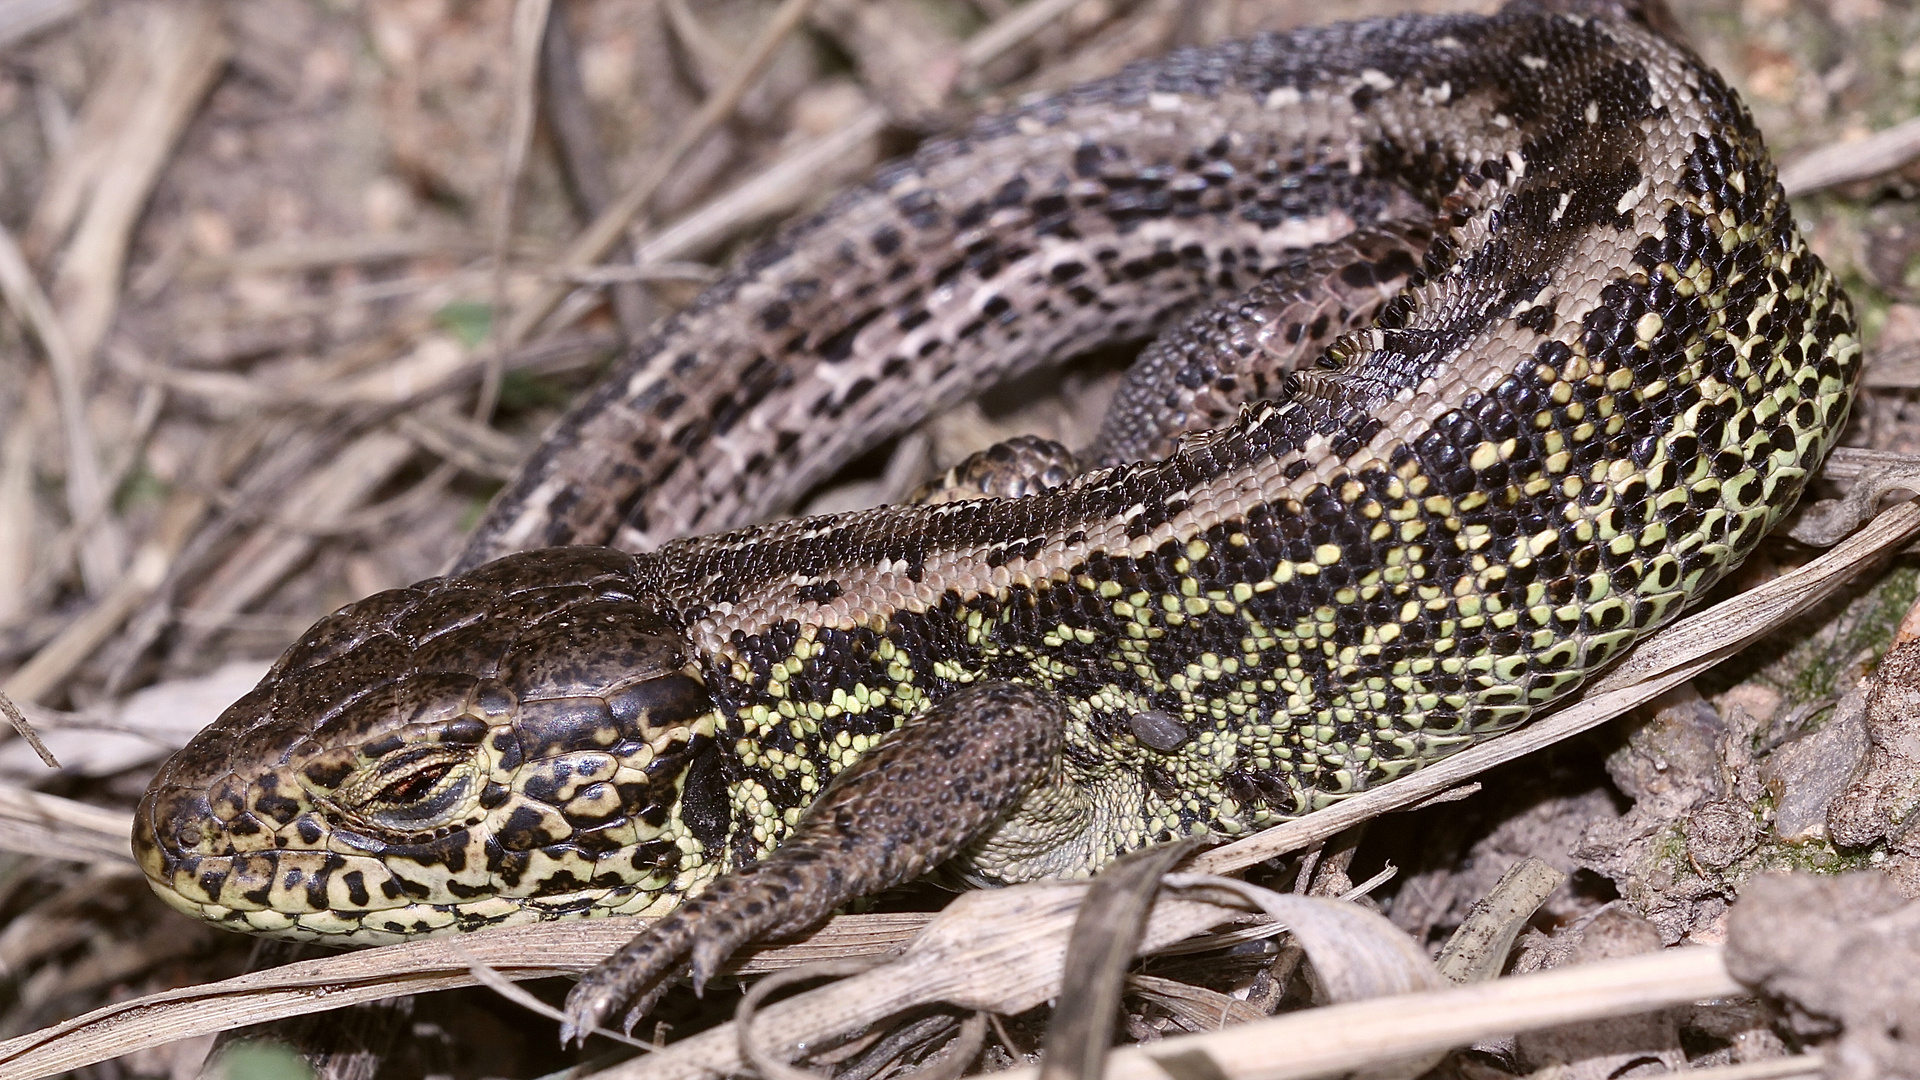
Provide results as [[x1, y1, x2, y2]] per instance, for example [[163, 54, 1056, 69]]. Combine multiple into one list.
[[133, 5, 1858, 961]]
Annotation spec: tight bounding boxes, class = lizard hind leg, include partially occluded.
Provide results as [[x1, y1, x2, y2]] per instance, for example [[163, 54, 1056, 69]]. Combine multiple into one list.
[[559, 681, 1080, 1042]]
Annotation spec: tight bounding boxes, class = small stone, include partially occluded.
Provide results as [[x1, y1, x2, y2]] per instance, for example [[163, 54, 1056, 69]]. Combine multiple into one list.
[[1761, 695, 1868, 843], [1828, 640, 1920, 856], [1687, 799, 1758, 871]]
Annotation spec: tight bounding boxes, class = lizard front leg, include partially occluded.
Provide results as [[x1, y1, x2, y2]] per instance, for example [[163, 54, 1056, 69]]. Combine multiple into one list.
[[560, 681, 1082, 1041]]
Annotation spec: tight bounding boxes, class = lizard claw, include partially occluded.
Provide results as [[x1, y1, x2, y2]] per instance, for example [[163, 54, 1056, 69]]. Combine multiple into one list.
[[556, 983, 616, 1047], [558, 682, 1069, 1044], [559, 975, 673, 1046], [558, 865, 816, 1044]]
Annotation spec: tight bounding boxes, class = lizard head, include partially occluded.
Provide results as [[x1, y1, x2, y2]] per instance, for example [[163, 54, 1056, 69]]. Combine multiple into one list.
[[135, 547, 725, 943]]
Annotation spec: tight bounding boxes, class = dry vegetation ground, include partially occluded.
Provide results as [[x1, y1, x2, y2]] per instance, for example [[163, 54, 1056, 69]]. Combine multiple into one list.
[[0, 0, 1918, 1077]]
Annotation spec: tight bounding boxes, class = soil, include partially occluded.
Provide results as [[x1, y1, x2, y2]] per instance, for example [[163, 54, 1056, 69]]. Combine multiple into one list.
[[2, 0, 1919, 1077]]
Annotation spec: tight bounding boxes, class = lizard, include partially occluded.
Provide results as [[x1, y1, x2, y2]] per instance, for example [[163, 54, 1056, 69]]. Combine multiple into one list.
[[134, 0, 1860, 1041]]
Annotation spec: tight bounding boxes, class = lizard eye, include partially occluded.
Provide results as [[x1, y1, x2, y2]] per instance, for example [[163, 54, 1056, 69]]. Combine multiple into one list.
[[375, 761, 455, 803], [332, 744, 484, 834]]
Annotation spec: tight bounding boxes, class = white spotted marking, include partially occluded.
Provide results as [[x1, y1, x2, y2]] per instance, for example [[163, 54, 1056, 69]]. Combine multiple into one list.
[[1584, 100, 1599, 124], [1359, 69, 1395, 89], [1148, 92, 1184, 112], [1549, 191, 1572, 222], [1264, 86, 1303, 108], [1520, 55, 1548, 70], [1616, 176, 1652, 216]]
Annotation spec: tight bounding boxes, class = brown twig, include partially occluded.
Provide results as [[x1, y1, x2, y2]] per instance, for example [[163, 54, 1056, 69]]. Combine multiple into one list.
[[534, 0, 1122, 344], [540, 0, 651, 340], [0, 217, 118, 597], [0, 691, 58, 768], [503, 0, 820, 346], [46, 1, 229, 375], [5, 489, 204, 704], [484, 0, 556, 436], [1780, 114, 1920, 196]]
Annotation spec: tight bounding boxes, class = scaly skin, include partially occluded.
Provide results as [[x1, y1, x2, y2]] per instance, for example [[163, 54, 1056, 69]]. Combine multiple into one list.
[[136, 1, 1859, 1037]]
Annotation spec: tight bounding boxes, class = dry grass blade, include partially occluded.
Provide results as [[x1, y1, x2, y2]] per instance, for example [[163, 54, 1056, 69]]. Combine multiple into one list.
[[12, 473, 213, 703], [811, 0, 960, 122], [0, 782, 133, 865], [1163, 879, 1444, 1004], [539, 0, 648, 340], [20, 6, 141, 257], [0, 409, 32, 628], [990, 947, 1741, 1080], [736, 958, 885, 1080], [395, 409, 528, 482], [1042, 839, 1208, 1080], [450, 941, 662, 1052], [1670, 1056, 1826, 1080], [498, 0, 554, 265], [0, 660, 266, 781], [919, 1011, 990, 1080], [555, 263, 719, 285], [1860, 342, 1920, 388], [0, 914, 933, 1079], [626, 111, 890, 272], [1820, 445, 1920, 481], [1786, 455, 1920, 545], [1191, 499, 1920, 876], [1123, 974, 1265, 1031], [592, 885, 1245, 1080], [0, 2, 227, 697], [188, 231, 494, 277], [113, 327, 616, 413], [1433, 858, 1565, 985]]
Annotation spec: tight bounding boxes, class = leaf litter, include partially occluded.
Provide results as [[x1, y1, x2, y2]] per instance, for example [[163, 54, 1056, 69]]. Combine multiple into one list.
[[2, 0, 1920, 1077]]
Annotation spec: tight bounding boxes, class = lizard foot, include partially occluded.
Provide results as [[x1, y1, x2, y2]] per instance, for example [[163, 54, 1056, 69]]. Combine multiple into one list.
[[560, 681, 1069, 1043]]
